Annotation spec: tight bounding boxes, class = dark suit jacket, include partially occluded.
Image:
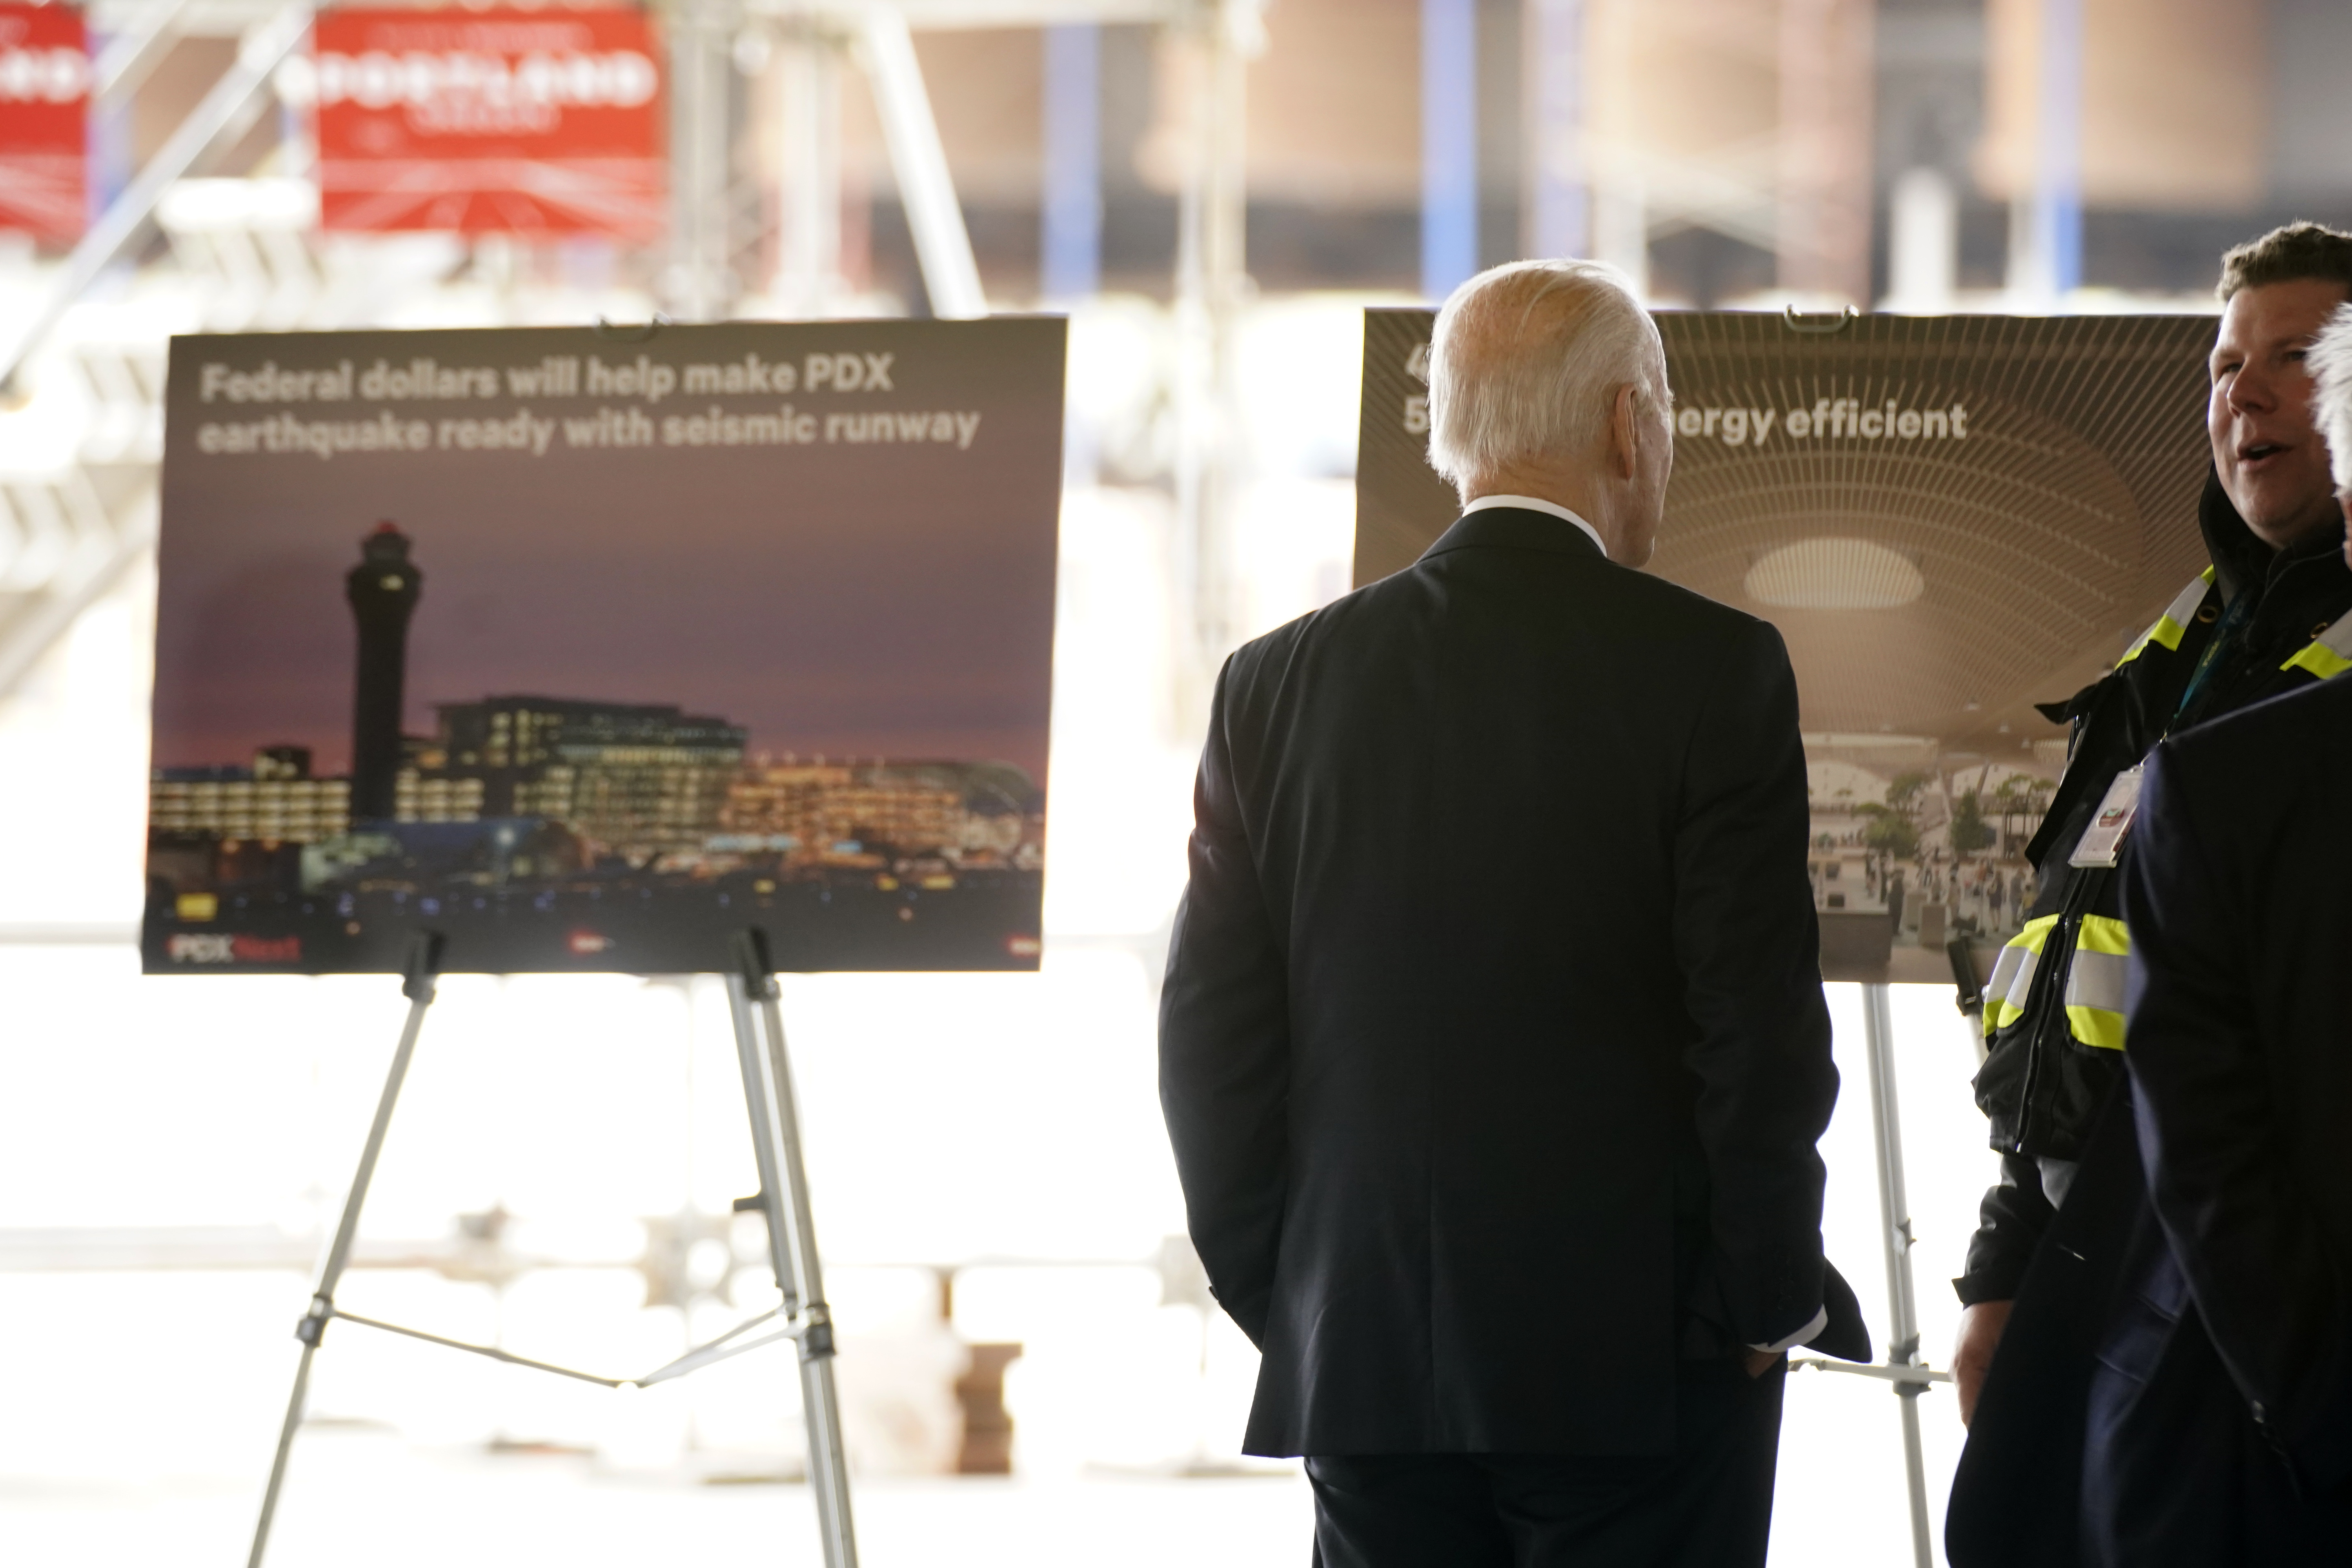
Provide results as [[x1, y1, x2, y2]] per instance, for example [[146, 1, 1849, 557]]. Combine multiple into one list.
[[1158, 507, 1853, 1459], [1948, 674, 2352, 1566]]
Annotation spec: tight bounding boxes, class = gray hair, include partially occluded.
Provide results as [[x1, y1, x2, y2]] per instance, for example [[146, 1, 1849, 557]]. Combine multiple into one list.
[[2311, 302, 2352, 493], [1425, 258, 1666, 493]]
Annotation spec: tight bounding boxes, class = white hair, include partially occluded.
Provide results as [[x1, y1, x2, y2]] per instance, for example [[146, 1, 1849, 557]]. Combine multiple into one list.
[[2310, 302, 2352, 494], [1425, 258, 1666, 494]]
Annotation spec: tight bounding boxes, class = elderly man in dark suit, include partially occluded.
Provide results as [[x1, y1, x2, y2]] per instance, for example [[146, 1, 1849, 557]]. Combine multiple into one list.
[[1157, 259, 1863, 1568]]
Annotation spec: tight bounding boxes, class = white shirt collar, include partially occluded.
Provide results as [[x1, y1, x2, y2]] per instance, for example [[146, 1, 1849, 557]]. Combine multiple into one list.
[[1459, 494, 1608, 559]]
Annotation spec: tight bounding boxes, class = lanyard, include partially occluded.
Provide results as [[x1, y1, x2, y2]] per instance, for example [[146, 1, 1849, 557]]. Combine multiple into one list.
[[2082, 583, 2246, 872], [2170, 587, 2252, 731]]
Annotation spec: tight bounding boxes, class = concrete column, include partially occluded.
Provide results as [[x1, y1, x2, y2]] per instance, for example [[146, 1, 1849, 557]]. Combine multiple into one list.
[[1777, 0, 1875, 304], [1522, 0, 1587, 260], [1887, 166, 1957, 311]]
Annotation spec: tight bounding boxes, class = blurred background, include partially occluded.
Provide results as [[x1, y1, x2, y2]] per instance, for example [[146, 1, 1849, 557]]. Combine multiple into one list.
[[0, 0, 2339, 1563]]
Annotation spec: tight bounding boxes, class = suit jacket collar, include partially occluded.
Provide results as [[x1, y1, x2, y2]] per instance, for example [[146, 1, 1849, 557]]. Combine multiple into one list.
[[1419, 506, 1608, 564]]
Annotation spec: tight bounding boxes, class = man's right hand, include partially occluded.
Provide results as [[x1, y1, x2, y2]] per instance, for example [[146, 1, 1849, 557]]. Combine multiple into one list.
[[1952, 1300, 2014, 1426]]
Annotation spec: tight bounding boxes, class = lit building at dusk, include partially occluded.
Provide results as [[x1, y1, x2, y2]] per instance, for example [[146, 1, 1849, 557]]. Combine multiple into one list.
[[393, 771, 486, 824], [420, 696, 748, 854], [722, 759, 1041, 862], [149, 749, 353, 843], [723, 763, 961, 856]]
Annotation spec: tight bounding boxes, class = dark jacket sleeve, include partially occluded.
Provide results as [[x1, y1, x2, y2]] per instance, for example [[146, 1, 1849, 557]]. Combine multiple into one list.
[[1669, 619, 1839, 1346], [1957, 1153, 2057, 1306], [2121, 747, 2352, 1488], [1157, 658, 1290, 1346]]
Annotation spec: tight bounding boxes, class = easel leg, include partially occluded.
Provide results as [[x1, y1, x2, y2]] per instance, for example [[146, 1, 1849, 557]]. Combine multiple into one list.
[[1861, 982, 1934, 1568], [728, 931, 859, 1568], [249, 933, 443, 1568], [248, 1340, 316, 1568]]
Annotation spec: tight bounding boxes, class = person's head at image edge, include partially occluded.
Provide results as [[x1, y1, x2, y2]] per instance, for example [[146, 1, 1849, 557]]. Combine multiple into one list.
[[2210, 222, 2352, 557], [1426, 258, 1674, 567], [2304, 300, 2352, 575]]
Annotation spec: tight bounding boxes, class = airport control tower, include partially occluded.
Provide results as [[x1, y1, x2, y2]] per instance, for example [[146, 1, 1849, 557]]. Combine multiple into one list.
[[346, 523, 422, 821]]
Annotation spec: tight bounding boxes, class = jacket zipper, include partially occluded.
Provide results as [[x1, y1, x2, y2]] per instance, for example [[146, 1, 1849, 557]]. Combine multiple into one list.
[[2008, 867, 2104, 1155]]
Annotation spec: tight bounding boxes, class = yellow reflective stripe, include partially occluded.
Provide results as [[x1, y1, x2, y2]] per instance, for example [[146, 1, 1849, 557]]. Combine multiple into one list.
[[2066, 1002, 2128, 1050], [2117, 570, 2217, 670], [2076, 914, 2131, 957], [2282, 611, 2352, 681], [2064, 916, 2131, 1051], [1983, 915, 2061, 1037]]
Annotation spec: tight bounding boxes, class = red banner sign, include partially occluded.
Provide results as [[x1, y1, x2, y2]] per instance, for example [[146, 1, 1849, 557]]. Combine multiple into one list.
[[309, 7, 663, 239], [0, 4, 89, 241]]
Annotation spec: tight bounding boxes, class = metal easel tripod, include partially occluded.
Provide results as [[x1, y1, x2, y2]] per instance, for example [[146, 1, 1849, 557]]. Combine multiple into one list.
[[1786, 979, 1959, 1568], [246, 928, 858, 1568]]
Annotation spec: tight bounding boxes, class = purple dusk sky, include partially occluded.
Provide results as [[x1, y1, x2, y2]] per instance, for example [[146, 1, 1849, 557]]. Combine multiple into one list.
[[153, 319, 1063, 785]]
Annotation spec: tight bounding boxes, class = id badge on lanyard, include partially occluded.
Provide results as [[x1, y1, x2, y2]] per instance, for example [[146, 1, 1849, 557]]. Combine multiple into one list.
[[2068, 763, 2146, 869]]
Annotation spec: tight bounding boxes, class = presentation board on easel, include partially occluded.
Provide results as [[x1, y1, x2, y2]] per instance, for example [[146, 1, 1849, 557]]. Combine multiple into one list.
[[1356, 306, 2217, 985], [148, 319, 1069, 1568], [146, 317, 1065, 978]]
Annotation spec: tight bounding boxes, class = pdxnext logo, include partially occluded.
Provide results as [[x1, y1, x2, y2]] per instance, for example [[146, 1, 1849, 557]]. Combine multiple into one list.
[[167, 933, 303, 964]]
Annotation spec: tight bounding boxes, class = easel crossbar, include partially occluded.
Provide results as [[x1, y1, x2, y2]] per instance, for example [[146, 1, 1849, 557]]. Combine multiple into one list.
[[328, 1308, 634, 1388], [638, 1309, 804, 1387], [324, 1304, 804, 1391]]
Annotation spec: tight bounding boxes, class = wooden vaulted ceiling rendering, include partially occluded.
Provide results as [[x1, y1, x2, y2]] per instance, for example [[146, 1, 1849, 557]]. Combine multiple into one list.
[[1355, 309, 2220, 761]]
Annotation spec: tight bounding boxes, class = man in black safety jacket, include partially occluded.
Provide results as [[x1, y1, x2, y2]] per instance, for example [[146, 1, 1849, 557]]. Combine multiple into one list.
[[1948, 223, 2352, 1432]]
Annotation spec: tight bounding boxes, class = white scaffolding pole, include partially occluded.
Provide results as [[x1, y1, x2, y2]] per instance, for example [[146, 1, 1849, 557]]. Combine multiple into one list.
[[0, 0, 311, 393], [855, 6, 987, 318], [665, 0, 741, 322], [775, 22, 846, 315], [1171, 0, 1258, 687]]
